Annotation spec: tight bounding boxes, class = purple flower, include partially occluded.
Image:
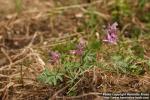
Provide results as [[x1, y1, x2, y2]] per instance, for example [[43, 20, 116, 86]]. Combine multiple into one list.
[[70, 49, 83, 56], [49, 51, 60, 64], [103, 22, 118, 44], [70, 42, 85, 56]]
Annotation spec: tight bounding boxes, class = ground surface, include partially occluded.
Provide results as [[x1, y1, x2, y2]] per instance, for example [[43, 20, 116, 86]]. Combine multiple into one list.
[[0, 0, 150, 100]]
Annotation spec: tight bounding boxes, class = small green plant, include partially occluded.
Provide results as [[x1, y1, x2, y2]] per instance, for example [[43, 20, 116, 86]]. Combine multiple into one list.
[[62, 61, 81, 73], [137, 0, 150, 26], [38, 68, 63, 86], [84, 7, 100, 34], [61, 61, 81, 96], [81, 49, 96, 67], [15, 0, 22, 13], [138, 0, 148, 8], [112, 0, 131, 22], [85, 8, 97, 28], [38, 41, 97, 95], [63, 48, 97, 95], [88, 39, 102, 51], [53, 42, 76, 53], [146, 60, 150, 71], [131, 43, 145, 58], [111, 55, 144, 75]]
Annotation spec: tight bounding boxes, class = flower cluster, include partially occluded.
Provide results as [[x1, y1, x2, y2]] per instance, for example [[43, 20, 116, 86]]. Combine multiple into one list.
[[103, 22, 118, 44], [49, 51, 60, 64], [70, 42, 85, 56], [49, 22, 118, 64]]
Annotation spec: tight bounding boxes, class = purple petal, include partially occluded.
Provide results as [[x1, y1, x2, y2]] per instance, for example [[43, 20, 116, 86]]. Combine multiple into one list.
[[69, 50, 76, 55], [103, 22, 118, 44], [49, 51, 60, 64]]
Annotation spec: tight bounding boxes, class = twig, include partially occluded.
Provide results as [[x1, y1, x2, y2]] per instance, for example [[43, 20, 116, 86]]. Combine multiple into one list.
[[80, 7, 110, 20], [49, 0, 103, 11], [23, 1, 109, 22], [40, 40, 69, 48], [48, 0, 110, 20], [1, 48, 12, 65], [26, 32, 37, 48], [2, 82, 14, 100], [0, 53, 37, 71], [42, 32, 80, 45], [29, 48, 45, 70], [0, 32, 37, 69], [20, 64, 24, 87], [67, 75, 83, 95], [93, 66, 97, 83], [121, 23, 131, 34], [50, 85, 68, 100]]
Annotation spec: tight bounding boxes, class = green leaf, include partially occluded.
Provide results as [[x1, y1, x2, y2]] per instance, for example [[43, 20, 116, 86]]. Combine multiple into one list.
[[15, 0, 22, 13], [38, 68, 64, 86], [131, 44, 144, 58], [138, 0, 147, 8], [88, 40, 101, 51], [57, 75, 63, 82]]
